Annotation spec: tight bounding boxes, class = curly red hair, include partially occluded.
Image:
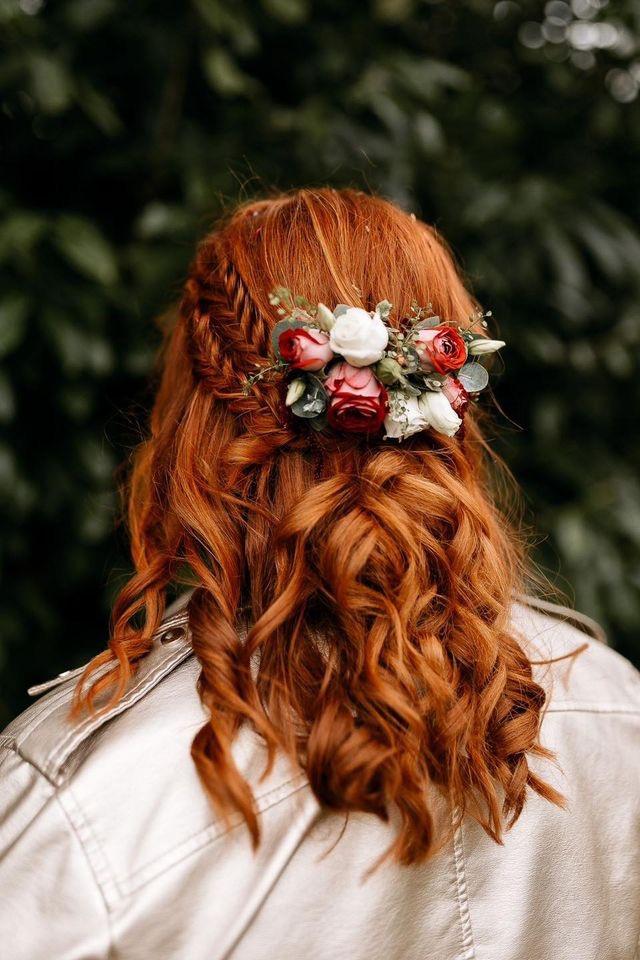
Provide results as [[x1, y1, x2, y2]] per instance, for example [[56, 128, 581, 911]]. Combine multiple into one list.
[[74, 188, 565, 864]]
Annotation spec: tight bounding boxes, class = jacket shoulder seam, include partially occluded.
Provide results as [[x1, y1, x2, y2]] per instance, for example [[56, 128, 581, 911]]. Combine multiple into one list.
[[0, 740, 58, 785], [3, 682, 79, 755], [43, 639, 193, 781], [0, 743, 113, 939], [4, 610, 193, 786]]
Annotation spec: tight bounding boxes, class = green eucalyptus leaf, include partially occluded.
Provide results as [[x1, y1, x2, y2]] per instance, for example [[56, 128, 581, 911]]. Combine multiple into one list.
[[308, 412, 329, 432], [413, 316, 441, 330], [291, 395, 326, 418], [458, 362, 489, 393], [291, 376, 328, 418]]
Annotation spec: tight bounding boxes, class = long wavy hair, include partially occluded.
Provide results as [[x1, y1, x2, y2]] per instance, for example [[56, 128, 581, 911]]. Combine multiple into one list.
[[75, 188, 565, 865]]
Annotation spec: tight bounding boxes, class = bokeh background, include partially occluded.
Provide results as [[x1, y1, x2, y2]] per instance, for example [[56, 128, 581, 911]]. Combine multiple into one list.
[[2, 0, 639, 721]]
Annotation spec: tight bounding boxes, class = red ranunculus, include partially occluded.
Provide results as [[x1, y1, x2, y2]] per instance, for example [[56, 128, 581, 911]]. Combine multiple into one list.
[[442, 376, 470, 415], [325, 361, 388, 434], [415, 325, 468, 374], [278, 327, 334, 371]]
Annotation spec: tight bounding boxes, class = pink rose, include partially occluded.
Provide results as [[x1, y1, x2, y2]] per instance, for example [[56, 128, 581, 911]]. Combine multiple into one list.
[[442, 376, 470, 416], [415, 325, 467, 374], [325, 362, 388, 434], [278, 327, 334, 371]]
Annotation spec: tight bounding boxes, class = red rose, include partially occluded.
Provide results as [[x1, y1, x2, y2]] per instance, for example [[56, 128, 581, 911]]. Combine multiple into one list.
[[415, 325, 468, 374], [278, 327, 334, 371], [325, 361, 388, 434], [442, 376, 470, 415]]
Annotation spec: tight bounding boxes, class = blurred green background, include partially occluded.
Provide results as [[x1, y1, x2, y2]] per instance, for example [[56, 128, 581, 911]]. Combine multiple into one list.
[[1, 0, 639, 721]]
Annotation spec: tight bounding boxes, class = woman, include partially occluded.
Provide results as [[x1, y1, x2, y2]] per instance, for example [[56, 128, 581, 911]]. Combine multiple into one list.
[[1, 189, 638, 960]]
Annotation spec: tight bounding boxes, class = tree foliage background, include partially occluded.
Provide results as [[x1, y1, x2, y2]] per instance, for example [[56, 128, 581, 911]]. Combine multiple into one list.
[[1, 0, 639, 720]]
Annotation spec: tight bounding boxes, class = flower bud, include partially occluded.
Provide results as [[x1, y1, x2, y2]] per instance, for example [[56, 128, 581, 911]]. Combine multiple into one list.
[[375, 357, 403, 385], [285, 378, 307, 406], [315, 303, 336, 332], [467, 338, 505, 356]]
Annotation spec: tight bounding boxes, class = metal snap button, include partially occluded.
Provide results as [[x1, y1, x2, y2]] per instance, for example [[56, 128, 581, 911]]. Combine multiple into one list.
[[159, 626, 186, 645]]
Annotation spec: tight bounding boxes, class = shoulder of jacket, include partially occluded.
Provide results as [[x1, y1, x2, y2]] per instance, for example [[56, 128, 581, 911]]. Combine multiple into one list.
[[0, 595, 194, 787], [514, 593, 608, 644], [514, 593, 607, 646], [513, 593, 640, 713]]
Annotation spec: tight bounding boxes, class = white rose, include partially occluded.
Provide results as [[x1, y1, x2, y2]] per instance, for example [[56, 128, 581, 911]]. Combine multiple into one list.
[[418, 390, 462, 437], [384, 392, 429, 441], [329, 307, 389, 367]]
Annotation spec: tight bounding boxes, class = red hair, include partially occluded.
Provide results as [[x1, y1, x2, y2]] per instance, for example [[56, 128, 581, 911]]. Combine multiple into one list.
[[75, 188, 564, 864]]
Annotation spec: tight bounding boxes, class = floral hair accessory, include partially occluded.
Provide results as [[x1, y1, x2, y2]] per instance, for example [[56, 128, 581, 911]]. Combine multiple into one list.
[[242, 288, 505, 440]]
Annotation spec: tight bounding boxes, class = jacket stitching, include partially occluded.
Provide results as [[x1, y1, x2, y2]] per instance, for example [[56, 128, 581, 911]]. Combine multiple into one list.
[[117, 779, 312, 899], [55, 786, 115, 945], [1, 744, 114, 951], [0, 742, 56, 787], [451, 803, 476, 960], [116, 773, 310, 895], [545, 704, 640, 715]]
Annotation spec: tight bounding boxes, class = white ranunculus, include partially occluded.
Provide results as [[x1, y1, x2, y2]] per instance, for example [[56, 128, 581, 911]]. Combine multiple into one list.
[[384, 393, 429, 440], [418, 389, 462, 437], [329, 307, 389, 367]]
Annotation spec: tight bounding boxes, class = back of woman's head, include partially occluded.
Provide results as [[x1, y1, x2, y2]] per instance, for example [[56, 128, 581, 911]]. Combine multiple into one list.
[[77, 188, 563, 864]]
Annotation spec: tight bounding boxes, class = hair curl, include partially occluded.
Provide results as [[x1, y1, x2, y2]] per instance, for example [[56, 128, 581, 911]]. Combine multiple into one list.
[[74, 188, 565, 865]]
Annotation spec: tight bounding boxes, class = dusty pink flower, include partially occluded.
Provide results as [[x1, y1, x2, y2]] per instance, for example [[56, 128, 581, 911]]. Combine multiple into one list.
[[442, 376, 470, 415], [325, 362, 388, 434]]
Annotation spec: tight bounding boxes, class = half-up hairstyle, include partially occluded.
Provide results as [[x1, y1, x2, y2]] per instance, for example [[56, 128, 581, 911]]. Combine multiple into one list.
[[74, 188, 565, 865]]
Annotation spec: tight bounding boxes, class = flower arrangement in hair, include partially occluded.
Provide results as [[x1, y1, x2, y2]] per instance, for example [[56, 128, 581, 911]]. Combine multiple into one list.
[[243, 288, 505, 440]]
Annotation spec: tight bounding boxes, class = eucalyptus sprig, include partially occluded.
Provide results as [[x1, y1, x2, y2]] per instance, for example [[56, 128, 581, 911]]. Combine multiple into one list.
[[457, 308, 493, 342], [242, 359, 288, 394]]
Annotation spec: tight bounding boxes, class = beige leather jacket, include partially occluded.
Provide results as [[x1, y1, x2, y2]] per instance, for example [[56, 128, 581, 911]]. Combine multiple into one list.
[[1, 596, 639, 960]]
